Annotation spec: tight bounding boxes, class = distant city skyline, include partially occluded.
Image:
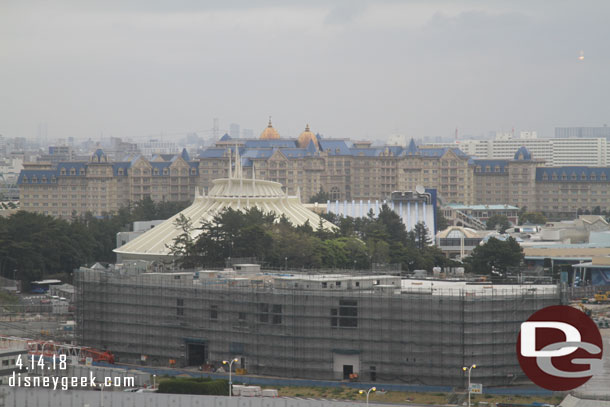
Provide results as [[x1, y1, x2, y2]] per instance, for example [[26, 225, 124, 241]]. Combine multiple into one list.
[[1, 1, 609, 142]]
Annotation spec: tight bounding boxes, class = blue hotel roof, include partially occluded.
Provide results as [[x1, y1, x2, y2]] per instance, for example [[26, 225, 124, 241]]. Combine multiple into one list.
[[473, 159, 509, 173], [536, 166, 610, 181], [18, 150, 199, 184], [18, 170, 58, 184]]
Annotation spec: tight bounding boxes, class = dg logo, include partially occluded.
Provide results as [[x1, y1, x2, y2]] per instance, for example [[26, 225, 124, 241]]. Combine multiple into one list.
[[517, 305, 604, 391]]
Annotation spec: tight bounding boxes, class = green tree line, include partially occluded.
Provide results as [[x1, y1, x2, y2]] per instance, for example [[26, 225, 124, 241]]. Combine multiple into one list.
[[170, 205, 459, 271], [0, 198, 189, 286]]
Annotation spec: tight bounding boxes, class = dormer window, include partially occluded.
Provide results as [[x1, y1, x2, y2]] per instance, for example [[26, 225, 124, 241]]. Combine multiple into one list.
[[70, 168, 76, 175], [591, 174, 596, 181], [79, 168, 85, 175], [475, 166, 481, 172], [552, 174, 557, 180], [542, 173, 548, 181], [118, 168, 124, 176], [494, 166, 500, 172], [153, 168, 159, 175], [51, 176, 56, 183], [163, 168, 168, 175], [571, 174, 577, 180], [60, 168, 66, 175], [32, 176, 38, 183], [41, 176, 47, 183], [22, 176, 28, 183], [190, 168, 196, 175], [601, 173, 607, 181]]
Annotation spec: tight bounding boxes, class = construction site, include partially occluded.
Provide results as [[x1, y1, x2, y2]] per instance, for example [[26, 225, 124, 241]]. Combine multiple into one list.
[[74, 262, 560, 387]]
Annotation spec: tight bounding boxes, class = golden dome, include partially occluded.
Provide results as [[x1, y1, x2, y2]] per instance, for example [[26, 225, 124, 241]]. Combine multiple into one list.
[[260, 118, 280, 140], [297, 124, 319, 149]]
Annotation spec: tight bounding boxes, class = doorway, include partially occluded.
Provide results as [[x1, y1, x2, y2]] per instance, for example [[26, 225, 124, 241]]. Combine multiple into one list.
[[343, 365, 353, 379], [186, 343, 207, 366]]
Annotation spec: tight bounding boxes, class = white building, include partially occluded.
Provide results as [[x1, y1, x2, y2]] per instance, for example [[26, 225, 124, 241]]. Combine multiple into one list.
[[139, 139, 180, 157], [427, 133, 609, 166]]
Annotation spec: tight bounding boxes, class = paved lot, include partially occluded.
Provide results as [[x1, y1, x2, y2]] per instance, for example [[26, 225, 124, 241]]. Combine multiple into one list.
[[575, 328, 610, 396]]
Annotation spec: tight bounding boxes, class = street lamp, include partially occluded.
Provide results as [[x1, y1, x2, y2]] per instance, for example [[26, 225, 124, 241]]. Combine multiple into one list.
[[222, 358, 239, 397], [359, 386, 376, 407], [153, 374, 156, 389], [285, 257, 288, 271], [462, 364, 477, 407]]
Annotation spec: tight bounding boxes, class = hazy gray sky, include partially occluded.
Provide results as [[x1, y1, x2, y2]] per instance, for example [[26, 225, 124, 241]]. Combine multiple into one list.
[[1, 1, 609, 142]]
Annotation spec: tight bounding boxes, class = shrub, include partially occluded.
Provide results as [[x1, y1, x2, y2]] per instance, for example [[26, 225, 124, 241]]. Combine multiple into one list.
[[158, 377, 229, 395]]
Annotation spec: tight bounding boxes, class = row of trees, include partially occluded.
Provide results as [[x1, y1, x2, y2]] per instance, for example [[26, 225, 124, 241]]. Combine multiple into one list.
[[0, 198, 189, 286], [1, 195, 524, 286], [169, 205, 459, 272]]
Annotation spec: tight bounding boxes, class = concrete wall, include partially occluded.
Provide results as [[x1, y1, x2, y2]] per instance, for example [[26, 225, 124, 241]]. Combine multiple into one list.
[[0, 387, 393, 407]]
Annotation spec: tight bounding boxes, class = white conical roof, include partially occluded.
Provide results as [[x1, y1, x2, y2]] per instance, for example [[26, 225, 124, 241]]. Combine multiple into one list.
[[114, 152, 336, 260]]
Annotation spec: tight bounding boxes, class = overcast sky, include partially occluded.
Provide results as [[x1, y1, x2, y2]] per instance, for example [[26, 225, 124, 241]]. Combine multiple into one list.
[[1, 1, 609, 143]]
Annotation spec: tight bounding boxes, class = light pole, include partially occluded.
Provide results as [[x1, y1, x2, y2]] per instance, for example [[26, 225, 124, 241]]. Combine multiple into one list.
[[222, 358, 239, 397], [153, 374, 156, 389], [462, 364, 476, 407], [284, 257, 288, 271], [359, 386, 376, 407]]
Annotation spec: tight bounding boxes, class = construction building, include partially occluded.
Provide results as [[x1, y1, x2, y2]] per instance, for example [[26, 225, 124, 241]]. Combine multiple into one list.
[[75, 264, 559, 387]]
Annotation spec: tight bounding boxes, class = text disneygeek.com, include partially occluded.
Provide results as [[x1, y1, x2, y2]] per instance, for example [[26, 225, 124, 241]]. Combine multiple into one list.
[[9, 372, 135, 391]]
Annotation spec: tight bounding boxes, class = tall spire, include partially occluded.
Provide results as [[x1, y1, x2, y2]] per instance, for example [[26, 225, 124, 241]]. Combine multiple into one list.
[[235, 144, 242, 178], [268, 116, 272, 127]]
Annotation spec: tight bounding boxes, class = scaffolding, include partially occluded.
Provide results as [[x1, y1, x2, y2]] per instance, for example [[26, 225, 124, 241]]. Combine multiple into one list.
[[74, 268, 559, 387]]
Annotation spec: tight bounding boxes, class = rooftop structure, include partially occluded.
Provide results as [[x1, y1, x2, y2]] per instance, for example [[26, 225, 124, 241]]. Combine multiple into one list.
[[114, 150, 336, 261], [443, 203, 519, 230]]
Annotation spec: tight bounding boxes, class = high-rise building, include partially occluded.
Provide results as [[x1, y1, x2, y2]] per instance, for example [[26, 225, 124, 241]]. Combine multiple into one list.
[[437, 134, 608, 166], [229, 123, 241, 139], [555, 126, 610, 139]]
